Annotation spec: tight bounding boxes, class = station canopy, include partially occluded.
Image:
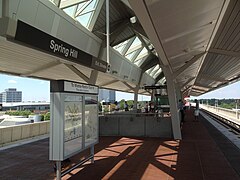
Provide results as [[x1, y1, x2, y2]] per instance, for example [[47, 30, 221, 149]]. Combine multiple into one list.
[[0, 0, 239, 96], [48, 0, 240, 96]]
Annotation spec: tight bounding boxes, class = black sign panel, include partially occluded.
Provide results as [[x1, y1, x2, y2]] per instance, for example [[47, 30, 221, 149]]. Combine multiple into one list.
[[144, 85, 167, 90], [14, 20, 107, 72]]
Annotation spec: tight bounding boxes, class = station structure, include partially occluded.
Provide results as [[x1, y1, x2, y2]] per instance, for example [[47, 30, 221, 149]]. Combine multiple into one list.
[[0, 0, 240, 179]]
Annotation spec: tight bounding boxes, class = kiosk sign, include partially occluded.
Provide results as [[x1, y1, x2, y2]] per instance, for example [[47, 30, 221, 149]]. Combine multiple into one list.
[[49, 80, 99, 161]]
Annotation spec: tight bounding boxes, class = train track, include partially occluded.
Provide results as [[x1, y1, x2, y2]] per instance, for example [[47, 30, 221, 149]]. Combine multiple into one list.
[[201, 109, 240, 135]]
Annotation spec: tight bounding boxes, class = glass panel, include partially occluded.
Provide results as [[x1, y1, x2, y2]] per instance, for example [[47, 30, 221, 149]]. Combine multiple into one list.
[[113, 40, 129, 54], [126, 51, 137, 61], [81, 0, 97, 14], [136, 47, 148, 60], [64, 95, 83, 157], [153, 68, 162, 78], [85, 95, 98, 147], [63, 5, 76, 17], [76, 12, 93, 27]]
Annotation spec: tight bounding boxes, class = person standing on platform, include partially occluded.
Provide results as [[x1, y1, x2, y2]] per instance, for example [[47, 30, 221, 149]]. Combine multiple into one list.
[[178, 99, 185, 123], [145, 101, 149, 113], [194, 99, 199, 121], [124, 101, 129, 111]]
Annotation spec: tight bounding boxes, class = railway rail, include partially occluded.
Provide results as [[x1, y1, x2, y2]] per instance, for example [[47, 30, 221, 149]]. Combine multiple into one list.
[[201, 109, 240, 135]]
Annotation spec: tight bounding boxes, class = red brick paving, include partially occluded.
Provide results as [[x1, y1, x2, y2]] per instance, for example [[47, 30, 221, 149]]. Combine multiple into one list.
[[0, 109, 239, 180]]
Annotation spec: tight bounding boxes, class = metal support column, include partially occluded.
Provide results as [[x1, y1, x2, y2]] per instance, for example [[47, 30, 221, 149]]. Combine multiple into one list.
[[90, 146, 94, 164], [162, 66, 182, 140], [56, 161, 61, 180], [106, 0, 110, 64], [133, 89, 138, 111]]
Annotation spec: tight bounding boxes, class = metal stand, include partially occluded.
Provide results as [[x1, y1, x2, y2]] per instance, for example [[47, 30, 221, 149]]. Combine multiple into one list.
[[56, 161, 61, 180], [90, 146, 94, 163]]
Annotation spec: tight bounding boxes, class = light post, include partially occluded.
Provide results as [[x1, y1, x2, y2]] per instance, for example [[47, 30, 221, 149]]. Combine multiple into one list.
[[236, 99, 239, 119], [215, 99, 218, 112]]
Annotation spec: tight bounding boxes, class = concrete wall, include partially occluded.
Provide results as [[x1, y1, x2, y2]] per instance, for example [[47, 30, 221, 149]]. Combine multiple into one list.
[[99, 114, 172, 138], [0, 121, 50, 146]]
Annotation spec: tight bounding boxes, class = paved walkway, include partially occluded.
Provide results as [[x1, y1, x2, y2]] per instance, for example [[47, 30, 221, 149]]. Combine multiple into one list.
[[0, 110, 239, 179]]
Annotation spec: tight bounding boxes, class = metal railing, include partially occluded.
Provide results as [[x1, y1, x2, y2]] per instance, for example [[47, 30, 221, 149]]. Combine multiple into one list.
[[200, 104, 240, 124]]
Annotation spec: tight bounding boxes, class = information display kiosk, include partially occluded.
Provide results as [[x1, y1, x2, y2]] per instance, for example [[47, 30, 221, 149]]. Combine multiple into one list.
[[49, 80, 99, 178]]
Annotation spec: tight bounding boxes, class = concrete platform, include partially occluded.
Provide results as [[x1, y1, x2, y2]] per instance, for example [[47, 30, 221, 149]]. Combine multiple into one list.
[[0, 110, 240, 180]]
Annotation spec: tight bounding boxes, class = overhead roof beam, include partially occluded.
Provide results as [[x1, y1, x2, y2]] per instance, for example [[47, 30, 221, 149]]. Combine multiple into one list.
[[88, 0, 105, 31], [121, 81, 135, 91], [99, 19, 130, 48], [208, 48, 240, 57], [110, 20, 130, 46], [121, 36, 135, 55], [194, 83, 212, 89], [173, 52, 205, 79], [111, 34, 136, 47], [181, 77, 195, 90], [131, 47, 144, 62], [192, 86, 207, 92], [201, 74, 227, 83], [60, 0, 88, 9], [133, 30, 151, 52], [89, 70, 98, 85], [99, 79, 119, 87], [140, 54, 159, 72], [64, 64, 90, 83], [155, 71, 164, 83], [130, 23, 148, 38], [22, 61, 61, 77]]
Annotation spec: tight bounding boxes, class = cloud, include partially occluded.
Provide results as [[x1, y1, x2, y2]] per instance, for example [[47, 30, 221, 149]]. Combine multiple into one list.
[[8, 80, 17, 84]]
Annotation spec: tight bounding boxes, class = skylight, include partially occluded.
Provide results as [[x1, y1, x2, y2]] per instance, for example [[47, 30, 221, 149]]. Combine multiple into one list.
[[53, 0, 99, 30]]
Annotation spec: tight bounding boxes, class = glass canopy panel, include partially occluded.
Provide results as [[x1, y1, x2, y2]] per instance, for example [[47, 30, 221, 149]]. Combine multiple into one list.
[[150, 65, 160, 76], [61, 0, 98, 29], [126, 37, 142, 55], [63, 5, 76, 16], [125, 51, 136, 61], [80, 0, 97, 14], [134, 56, 146, 67], [76, 12, 93, 27], [135, 47, 148, 60], [113, 40, 130, 54], [146, 66, 155, 74], [153, 68, 162, 78]]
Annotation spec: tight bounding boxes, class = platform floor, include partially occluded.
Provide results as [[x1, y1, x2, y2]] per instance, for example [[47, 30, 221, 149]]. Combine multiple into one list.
[[0, 110, 240, 180]]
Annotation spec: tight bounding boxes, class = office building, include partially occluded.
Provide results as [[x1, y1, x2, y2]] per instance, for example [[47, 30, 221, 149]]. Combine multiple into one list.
[[99, 89, 115, 103], [1, 88, 22, 103]]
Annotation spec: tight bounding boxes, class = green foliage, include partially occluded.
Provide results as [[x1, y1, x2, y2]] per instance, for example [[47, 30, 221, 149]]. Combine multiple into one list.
[[39, 114, 44, 121], [119, 99, 125, 110], [44, 112, 50, 121], [219, 103, 235, 109], [5, 110, 32, 117], [198, 98, 238, 109]]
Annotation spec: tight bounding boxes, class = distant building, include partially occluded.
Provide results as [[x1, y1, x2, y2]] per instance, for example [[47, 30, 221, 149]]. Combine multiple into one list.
[[0, 94, 2, 103], [2, 102, 50, 111], [99, 89, 115, 103], [0, 88, 22, 103]]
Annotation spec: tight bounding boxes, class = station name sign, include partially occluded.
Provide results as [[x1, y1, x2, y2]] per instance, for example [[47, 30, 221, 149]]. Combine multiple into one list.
[[50, 80, 98, 95], [14, 20, 107, 72]]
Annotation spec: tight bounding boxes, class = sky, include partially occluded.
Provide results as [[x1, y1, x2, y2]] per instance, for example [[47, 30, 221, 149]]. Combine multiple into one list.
[[0, 74, 239, 102]]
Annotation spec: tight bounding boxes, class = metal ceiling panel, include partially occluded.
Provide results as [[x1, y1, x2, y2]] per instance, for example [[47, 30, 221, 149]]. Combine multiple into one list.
[[212, 0, 240, 50]]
